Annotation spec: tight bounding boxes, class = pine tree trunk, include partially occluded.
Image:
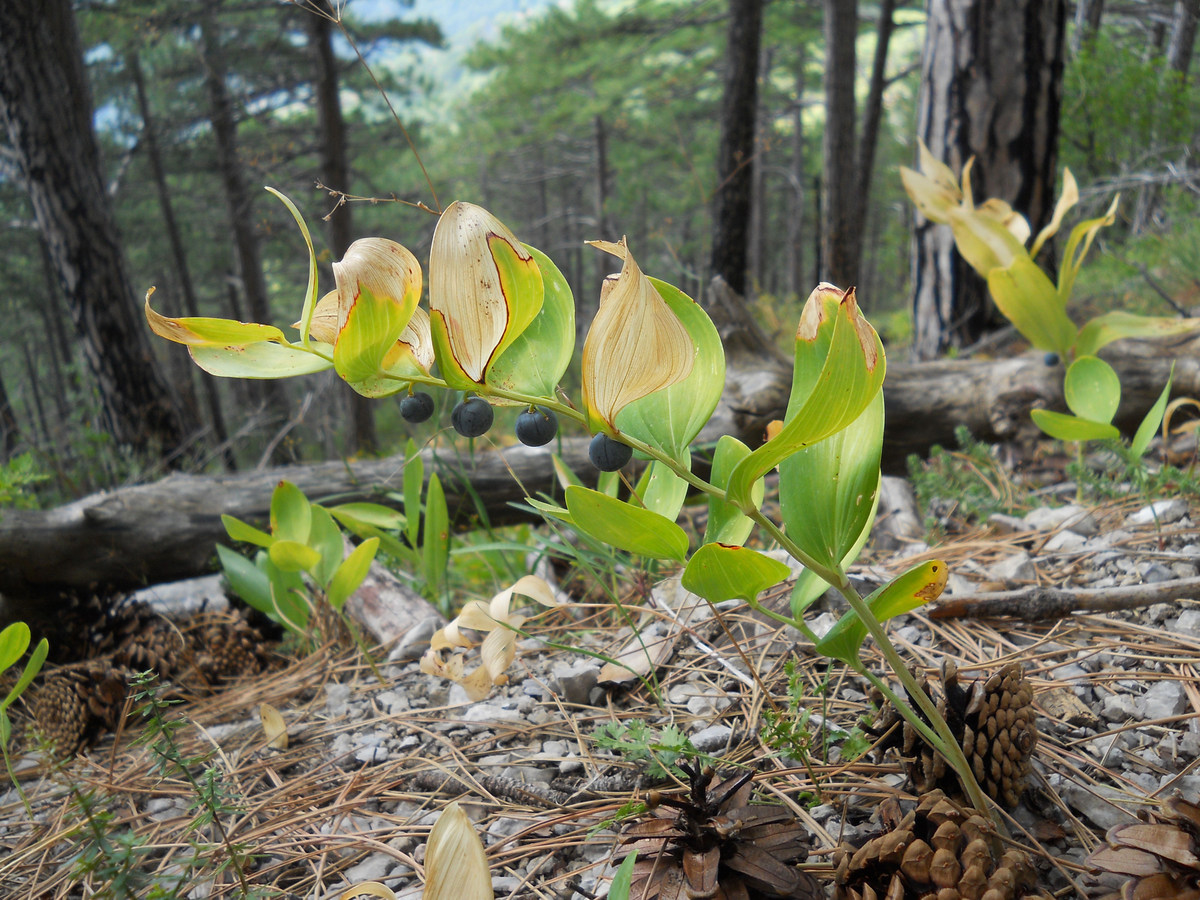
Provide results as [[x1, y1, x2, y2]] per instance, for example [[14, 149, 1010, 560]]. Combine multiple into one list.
[[1167, 0, 1200, 78], [911, 0, 1066, 360], [129, 51, 234, 469], [199, 4, 297, 461], [710, 0, 764, 297], [306, 1, 378, 457], [821, 0, 859, 288], [0, 368, 20, 460], [0, 0, 195, 455]]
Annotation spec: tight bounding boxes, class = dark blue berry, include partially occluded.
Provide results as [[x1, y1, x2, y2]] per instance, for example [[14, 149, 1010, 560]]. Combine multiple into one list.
[[516, 408, 558, 447], [589, 433, 632, 471], [451, 396, 494, 438], [400, 392, 435, 423], [1044, 352, 1060, 367]]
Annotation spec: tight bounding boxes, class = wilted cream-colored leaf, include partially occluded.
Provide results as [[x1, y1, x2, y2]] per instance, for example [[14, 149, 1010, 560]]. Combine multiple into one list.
[[339, 882, 398, 899], [425, 802, 493, 900], [597, 624, 678, 686], [332, 237, 422, 334], [976, 198, 1031, 246], [259, 702, 288, 750], [479, 624, 521, 685], [581, 238, 694, 431], [429, 201, 535, 383], [305, 291, 339, 345]]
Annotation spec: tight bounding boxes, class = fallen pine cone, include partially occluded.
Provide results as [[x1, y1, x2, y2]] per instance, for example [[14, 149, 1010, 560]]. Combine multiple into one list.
[[834, 790, 1048, 900], [617, 760, 822, 900], [873, 661, 1038, 809], [24, 659, 130, 756], [1086, 792, 1200, 900]]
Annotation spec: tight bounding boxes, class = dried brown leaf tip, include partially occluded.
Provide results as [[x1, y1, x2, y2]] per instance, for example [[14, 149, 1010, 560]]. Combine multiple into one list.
[[1086, 793, 1200, 900], [615, 760, 821, 900], [834, 790, 1047, 900], [872, 662, 1038, 809]]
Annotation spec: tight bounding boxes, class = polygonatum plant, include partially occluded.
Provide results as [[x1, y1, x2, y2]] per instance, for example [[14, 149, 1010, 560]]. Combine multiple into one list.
[[902, 142, 1198, 454], [147, 189, 1002, 820]]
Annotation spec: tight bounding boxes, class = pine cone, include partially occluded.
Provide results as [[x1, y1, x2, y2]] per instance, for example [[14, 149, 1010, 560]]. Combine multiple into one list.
[[874, 662, 1038, 809], [182, 610, 270, 688], [835, 790, 1046, 900], [1086, 793, 1200, 900], [617, 761, 822, 900], [24, 661, 130, 755]]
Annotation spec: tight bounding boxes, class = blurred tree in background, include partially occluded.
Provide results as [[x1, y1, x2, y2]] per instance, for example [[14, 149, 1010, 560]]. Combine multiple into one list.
[[0, 0, 1198, 503]]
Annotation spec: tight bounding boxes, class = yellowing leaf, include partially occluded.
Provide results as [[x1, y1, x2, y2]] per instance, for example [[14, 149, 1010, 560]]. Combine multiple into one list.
[[260, 702, 288, 750], [425, 802, 493, 900], [332, 238, 422, 384], [581, 238, 694, 432], [429, 201, 543, 385], [1030, 167, 1079, 259], [145, 289, 286, 346]]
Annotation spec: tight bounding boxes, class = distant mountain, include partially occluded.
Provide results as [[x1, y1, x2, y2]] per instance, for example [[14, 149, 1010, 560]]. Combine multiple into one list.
[[413, 0, 558, 52]]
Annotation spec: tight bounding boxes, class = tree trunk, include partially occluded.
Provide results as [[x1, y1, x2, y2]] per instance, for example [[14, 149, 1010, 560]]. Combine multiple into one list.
[[786, 45, 807, 300], [0, 0, 195, 455], [306, 1, 378, 457], [198, 3, 297, 461], [1167, 0, 1200, 77], [821, 0, 859, 288], [710, 0, 764, 297], [910, 0, 1066, 360], [1070, 0, 1105, 54], [0, 368, 20, 460], [850, 0, 897, 288], [129, 51, 235, 470]]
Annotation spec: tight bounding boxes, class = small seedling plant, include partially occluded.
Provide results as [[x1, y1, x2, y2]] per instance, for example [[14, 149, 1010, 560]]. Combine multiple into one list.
[[148, 190, 996, 817], [0, 621, 48, 795]]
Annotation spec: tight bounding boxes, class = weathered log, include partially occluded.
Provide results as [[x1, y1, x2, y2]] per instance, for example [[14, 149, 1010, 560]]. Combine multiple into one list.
[[2, 300, 1197, 602]]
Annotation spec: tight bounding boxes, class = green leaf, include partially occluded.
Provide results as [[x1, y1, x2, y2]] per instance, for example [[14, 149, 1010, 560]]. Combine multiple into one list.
[[635, 459, 689, 521], [329, 503, 407, 532], [0, 622, 31, 673], [564, 485, 688, 561], [1131, 366, 1175, 459], [217, 545, 274, 619], [486, 245, 576, 400], [1, 637, 47, 712], [1058, 196, 1118, 306], [681, 543, 791, 603], [727, 289, 884, 509], [815, 560, 948, 666], [703, 436, 759, 546], [270, 481, 312, 543], [403, 441, 423, 550], [1075, 310, 1200, 358], [221, 514, 274, 548], [327, 538, 380, 609], [266, 186, 320, 347], [422, 473, 450, 597], [269, 539, 322, 573], [985, 255, 1077, 354], [334, 284, 412, 384], [189, 341, 333, 379], [1064, 355, 1121, 423], [1031, 409, 1121, 442], [609, 852, 638, 900], [484, 233, 546, 381], [260, 553, 311, 633], [307, 505, 344, 587], [614, 277, 726, 460], [779, 391, 883, 572]]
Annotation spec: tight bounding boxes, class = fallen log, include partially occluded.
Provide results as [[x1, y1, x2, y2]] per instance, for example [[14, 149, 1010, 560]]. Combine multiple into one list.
[[3, 287, 1198, 602]]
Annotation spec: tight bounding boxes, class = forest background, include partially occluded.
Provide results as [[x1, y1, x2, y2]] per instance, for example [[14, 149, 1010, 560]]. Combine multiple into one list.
[[2, 0, 1200, 504]]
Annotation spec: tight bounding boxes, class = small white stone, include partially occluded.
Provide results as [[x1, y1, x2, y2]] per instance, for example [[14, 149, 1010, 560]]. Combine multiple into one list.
[[1128, 498, 1189, 525]]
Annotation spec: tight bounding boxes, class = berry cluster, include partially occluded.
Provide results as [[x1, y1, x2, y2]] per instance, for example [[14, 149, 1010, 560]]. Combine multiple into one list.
[[400, 391, 635, 472]]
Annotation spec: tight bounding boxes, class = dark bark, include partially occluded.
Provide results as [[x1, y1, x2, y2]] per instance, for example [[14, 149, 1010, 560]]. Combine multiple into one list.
[[1167, 0, 1200, 77], [306, 0, 378, 457], [821, 0, 859, 288], [198, 3, 297, 460], [129, 51, 235, 470], [0, 0, 195, 454], [786, 45, 807, 299], [1070, 0, 1105, 54], [0, 368, 20, 460], [910, 0, 1066, 360], [849, 0, 897, 288], [709, 0, 764, 297]]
